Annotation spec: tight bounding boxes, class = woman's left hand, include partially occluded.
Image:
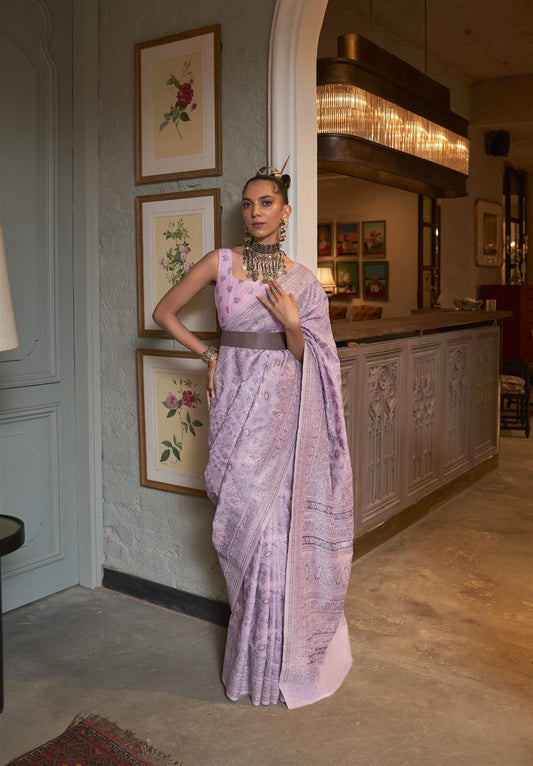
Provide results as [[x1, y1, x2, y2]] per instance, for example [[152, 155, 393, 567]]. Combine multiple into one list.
[[258, 278, 301, 331], [258, 278, 305, 361]]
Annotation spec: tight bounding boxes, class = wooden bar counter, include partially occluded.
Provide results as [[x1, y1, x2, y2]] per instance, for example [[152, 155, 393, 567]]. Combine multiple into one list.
[[332, 310, 508, 556]]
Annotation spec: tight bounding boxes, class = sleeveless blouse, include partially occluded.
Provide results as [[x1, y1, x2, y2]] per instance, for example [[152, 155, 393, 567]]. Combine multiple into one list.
[[214, 248, 268, 327]]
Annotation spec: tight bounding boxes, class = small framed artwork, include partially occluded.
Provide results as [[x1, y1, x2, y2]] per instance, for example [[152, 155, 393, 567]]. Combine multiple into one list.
[[137, 349, 209, 495], [363, 261, 388, 300], [336, 261, 359, 295], [317, 223, 332, 256], [337, 223, 359, 255], [135, 25, 222, 183], [363, 221, 386, 257], [136, 189, 220, 337], [475, 200, 503, 266]]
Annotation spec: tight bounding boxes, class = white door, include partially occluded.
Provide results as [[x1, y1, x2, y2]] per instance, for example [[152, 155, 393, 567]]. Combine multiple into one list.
[[0, 0, 79, 610]]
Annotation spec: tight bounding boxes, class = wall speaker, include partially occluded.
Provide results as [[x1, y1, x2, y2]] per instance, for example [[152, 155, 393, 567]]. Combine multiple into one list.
[[484, 130, 510, 157]]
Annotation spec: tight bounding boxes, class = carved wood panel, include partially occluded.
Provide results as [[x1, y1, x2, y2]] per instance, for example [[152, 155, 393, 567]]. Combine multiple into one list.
[[408, 343, 440, 496], [361, 350, 402, 525], [338, 326, 499, 538], [473, 330, 499, 462], [444, 337, 472, 477]]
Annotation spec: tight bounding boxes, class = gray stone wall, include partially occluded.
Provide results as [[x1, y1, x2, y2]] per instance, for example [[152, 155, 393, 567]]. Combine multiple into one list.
[[99, 0, 275, 601]]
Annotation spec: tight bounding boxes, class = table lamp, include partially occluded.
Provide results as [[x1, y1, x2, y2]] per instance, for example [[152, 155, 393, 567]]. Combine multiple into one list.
[[317, 266, 336, 294], [0, 226, 18, 352]]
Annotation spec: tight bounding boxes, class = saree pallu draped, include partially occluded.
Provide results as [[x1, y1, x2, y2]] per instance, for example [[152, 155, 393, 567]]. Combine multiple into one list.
[[205, 262, 353, 709]]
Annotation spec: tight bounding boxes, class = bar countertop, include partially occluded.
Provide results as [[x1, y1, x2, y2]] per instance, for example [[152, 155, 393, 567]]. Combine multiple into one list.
[[332, 309, 511, 345]]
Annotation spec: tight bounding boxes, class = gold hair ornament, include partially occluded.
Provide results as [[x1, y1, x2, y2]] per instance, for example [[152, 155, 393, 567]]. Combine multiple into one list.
[[252, 156, 290, 178]]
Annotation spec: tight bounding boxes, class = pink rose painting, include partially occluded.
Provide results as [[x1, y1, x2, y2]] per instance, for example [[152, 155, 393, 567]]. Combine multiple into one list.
[[182, 390, 195, 407], [160, 60, 195, 140], [176, 82, 193, 107], [165, 392, 180, 409], [160, 378, 203, 464]]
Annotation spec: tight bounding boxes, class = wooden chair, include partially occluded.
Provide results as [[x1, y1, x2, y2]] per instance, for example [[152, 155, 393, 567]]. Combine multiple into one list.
[[328, 303, 383, 322], [351, 304, 383, 321], [328, 304, 348, 321], [500, 358, 530, 438]]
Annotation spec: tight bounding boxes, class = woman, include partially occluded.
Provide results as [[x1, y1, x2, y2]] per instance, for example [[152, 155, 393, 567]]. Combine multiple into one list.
[[153, 167, 353, 709]]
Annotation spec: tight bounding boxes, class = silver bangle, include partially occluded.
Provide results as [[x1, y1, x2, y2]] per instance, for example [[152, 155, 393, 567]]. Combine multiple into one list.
[[200, 346, 218, 365]]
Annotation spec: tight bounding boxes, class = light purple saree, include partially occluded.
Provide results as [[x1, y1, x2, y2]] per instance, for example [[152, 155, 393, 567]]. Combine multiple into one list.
[[205, 252, 353, 708]]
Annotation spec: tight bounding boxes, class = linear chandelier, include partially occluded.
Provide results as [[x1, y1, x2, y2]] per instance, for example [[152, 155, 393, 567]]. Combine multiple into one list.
[[317, 35, 470, 197]]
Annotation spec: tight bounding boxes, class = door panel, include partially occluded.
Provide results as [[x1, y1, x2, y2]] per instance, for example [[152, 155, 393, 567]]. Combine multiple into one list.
[[0, 0, 78, 611], [0, 1, 55, 385]]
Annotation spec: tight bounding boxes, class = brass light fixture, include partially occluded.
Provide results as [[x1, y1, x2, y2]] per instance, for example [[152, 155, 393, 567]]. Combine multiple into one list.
[[317, 35, 470, 198]]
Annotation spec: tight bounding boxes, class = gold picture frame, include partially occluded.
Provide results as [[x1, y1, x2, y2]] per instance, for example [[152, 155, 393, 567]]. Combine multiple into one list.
[[137, 349, 209, 496], [136, 189, 220, 337], [363, 261, 389, 300], [135, 25, 222, 183], [475, 199, 503, 267]]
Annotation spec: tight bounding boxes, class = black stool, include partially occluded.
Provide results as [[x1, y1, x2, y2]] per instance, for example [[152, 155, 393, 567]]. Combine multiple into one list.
[[0, 515, 25, 713]]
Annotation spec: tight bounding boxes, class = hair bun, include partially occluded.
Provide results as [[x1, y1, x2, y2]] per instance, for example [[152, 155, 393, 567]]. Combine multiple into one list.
[[281, 173, 291, 190]]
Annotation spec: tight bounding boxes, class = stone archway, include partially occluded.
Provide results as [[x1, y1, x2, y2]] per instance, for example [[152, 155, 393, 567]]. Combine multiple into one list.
[[268, 0, 328, 271]]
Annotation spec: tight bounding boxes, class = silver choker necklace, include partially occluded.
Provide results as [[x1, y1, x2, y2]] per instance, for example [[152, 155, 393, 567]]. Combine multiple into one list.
[[242, 240, 287, 283]]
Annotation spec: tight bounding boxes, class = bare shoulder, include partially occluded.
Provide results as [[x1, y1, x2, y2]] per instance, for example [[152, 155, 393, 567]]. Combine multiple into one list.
[[193, 249, 220, 282], [201, 249, 220, 265]]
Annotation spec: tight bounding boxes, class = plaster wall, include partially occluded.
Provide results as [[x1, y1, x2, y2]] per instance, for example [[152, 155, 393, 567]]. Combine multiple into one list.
[[439, 73, 533, 294], [99, 0, 275, 601], [318, 178, 418, 316], [443, 76, 533, 297], [470, 75, 533, 286]]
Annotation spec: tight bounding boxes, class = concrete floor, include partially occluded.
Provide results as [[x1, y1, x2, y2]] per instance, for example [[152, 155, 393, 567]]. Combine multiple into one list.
[[1, 434, 532, 766]]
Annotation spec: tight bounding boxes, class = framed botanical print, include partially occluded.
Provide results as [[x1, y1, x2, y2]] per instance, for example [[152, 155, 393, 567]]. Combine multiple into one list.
[[136, 189, 220, 337], [137, 349, 209, 495], [135, 25, 222, 182]]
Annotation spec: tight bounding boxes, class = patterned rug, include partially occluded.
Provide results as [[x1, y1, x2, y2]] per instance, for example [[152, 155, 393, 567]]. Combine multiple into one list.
[[6, 714, 182, 766]]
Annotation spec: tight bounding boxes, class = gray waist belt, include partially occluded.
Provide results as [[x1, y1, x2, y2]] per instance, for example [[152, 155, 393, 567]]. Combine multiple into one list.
[[219, 330, 287, 350]]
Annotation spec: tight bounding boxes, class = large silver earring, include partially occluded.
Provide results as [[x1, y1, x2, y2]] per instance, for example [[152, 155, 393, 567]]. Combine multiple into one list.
[[243, 224, 252, 247], [279, 217, 288, 243]]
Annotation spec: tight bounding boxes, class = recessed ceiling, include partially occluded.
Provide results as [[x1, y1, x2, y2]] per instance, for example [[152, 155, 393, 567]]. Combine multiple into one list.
[[320, 0, 533, 82], [376, 0, 533, 82]]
